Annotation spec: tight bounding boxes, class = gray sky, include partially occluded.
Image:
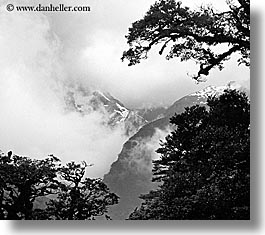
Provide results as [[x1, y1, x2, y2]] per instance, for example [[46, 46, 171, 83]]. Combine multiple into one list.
[[45, 0, 249, 107], [0, 0, 250, 178], [1, 0, 249, 108]]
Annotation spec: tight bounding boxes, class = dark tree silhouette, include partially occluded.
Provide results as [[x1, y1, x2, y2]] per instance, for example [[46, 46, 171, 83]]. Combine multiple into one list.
[[44, 161, 119, 220], [129, 89, 250, 220], [122, 0, 250, 81], [0, 153, 60, 219], [0, 153, 118, 220]]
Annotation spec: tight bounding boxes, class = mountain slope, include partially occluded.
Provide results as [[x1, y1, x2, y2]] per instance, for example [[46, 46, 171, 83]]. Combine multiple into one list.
[[103, 81, 247, 220]]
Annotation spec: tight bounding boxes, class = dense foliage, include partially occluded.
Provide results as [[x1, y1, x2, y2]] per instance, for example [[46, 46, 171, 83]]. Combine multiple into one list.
[[122, 0, 250, 81], [0, 153, 118, 220], [129, 89, 250, 220]]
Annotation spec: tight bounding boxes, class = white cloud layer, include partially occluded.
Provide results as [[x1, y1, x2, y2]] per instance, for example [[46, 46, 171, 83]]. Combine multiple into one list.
[[0, 2, 128, 178], [0, 0, 249, 177]]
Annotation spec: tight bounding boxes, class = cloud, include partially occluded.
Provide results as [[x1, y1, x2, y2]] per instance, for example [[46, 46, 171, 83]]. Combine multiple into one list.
[[2, 0, 249, 108], [126, 127, 172, 174], [0, 3, 127, 178], [0, 0, 250, 178], [64, 0, 249, 108]]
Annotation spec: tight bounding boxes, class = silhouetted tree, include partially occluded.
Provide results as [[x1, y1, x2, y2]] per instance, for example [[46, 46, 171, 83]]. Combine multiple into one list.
[[0, 153, 60, 219], [0, 153, 119, 220], [122, 0, 250, 81], [44, 161, 119, 220], [129, 89, 250, 220]]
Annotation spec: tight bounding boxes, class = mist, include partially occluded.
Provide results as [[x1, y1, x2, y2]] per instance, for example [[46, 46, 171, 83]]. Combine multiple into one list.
[[0, 2, 128, 178], [0, 0, 249, 178], [126, 127, 172, 174], [1, 0, 248, 107]]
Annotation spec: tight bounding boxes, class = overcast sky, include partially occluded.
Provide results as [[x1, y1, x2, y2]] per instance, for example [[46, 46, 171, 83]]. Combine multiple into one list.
[[0, 0, 250, 177], [1, 0, 249, 108], [49, 0, 249, 108]]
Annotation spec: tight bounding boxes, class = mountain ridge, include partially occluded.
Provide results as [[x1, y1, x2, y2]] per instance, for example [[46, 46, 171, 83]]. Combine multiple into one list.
[[103, 81, 248, 220], [63, 87, 154, 137]]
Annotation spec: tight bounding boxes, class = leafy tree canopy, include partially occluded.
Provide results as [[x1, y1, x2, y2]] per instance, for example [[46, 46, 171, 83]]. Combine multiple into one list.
[[0, 152, 119, 220], [129, 89, 250, 220], [122, 0, 250, 81]]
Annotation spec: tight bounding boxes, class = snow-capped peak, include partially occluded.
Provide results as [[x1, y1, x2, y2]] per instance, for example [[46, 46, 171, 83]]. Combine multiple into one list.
[[64, 87, 148, 136], [190, 81, 243, 99]]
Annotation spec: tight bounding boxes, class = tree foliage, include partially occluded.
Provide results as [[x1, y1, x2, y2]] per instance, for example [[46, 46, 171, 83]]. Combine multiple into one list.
[[122, 0, 250, 81], [129, 89, 250, 220], [0, 153, 118, 220], [44, 161, 119, 220]]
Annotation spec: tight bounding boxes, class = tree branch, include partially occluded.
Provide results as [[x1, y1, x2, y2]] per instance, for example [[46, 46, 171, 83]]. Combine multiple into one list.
[[195, 45, 241, 79]]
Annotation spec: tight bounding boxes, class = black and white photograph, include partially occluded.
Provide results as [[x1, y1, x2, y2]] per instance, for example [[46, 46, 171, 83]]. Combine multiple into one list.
[[0, 0, 255, 227]]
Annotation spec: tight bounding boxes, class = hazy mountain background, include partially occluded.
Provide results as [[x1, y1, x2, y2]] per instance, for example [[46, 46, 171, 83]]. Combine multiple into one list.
[[30, 80, 249, 217], [103, 81, 249, 219]]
